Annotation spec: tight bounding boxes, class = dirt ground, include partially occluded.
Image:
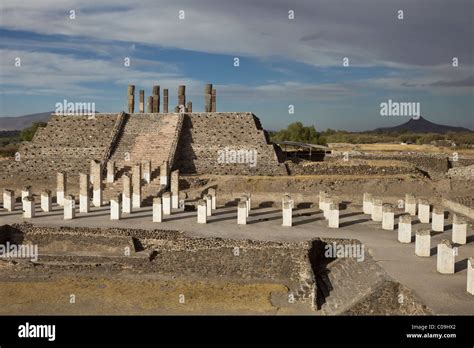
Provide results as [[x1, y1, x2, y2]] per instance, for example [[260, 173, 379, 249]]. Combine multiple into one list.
[[182, 173, 473, 207], [0, 270, 291, 315], [329, 143, 474, 156]]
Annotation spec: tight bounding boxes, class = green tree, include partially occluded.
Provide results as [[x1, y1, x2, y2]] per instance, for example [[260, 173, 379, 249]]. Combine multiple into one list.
[[271, 122, 322, 144], [20, 122, 47, 141]]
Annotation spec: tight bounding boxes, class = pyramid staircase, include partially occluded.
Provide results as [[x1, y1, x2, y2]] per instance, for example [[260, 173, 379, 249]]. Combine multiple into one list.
[[103, 113, 183, 204]]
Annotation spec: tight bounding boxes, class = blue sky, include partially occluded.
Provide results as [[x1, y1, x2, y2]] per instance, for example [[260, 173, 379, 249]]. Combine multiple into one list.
[[0, 0, 473, 131]]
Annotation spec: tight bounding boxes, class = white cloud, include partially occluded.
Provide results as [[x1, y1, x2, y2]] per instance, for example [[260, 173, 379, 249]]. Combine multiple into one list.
[[0, 49, 201, 97], [1, 0, 472, 68]]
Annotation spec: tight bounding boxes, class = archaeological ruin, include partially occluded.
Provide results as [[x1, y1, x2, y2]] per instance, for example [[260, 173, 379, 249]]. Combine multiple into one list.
[[0, 83, 473, 315]]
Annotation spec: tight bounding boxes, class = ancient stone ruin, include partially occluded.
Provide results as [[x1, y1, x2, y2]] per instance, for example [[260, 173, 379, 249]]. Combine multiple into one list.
[[0, 83, 472, 315], [0, 84, 286, 190]]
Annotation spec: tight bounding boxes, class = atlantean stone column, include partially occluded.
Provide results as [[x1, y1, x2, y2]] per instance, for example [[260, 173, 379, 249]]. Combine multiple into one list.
[[398, 214, 412, 243], [432, 205, 444, 232], [132, 163, 141, 208], [128, 85, 135, 113], [160, 161, 169, 186], [237, 201, 247, 225], [186, 101, 192, 112], [452, 214, 467, 245], [152, 85, 160, 113], [363, 193, 373, 215], [139, 90, 145, 113], [197, 199, 207, 224], [91, 160, 102, 207], [418, 199, 430, 223], [204, 194, 212, 216], [204, 84, 212, 112], [162, 192, 171, 215], [163, 89, 169, 113], [405, 194, 417, 216], [3, 189, 15, 211], [107, 161, 115, 183], [147, 96, 153, 113], [211, 88, 216, 112], [79, 173, 90, 213], [171, 170, 180, 209], [371, 199, 383, 222], [437, 240, 455, 274], [142, 160, 151, 184], [178, 85, 186, 110], [153, 197, 163, 222], [415, 229, 431, 257], [122, 174, 132, 213], [57, 172, 67, 206], [41, 190, 52, 212], [328, 203, 339, 228], [64, 195, 75, 220], [468, 258, 473, 295], [110, 195, 121, 220], [282, 201, 292, 227], [382, 204, 395, 230], [21, 186, 31, 201], [23, 196, 35, 218]]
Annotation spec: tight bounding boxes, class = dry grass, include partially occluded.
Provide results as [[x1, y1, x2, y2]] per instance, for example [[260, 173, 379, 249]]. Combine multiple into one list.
[[0, 276, 289, 315], [330, 143, 474, 156]]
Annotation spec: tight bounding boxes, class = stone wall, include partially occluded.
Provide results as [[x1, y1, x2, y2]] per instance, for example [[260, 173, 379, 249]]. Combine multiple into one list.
[[1, 223, 314, 306], [312, 239, 432, 315], [287, 160, 420, 176], [0, 114, 119, 183], [344, 281, 433, 315], [109, 113, 183, 175], [327, 152, 450, 178], [0, 224, 432, 314], [447, 164, 474, 180], [174, 113, 287, 175]]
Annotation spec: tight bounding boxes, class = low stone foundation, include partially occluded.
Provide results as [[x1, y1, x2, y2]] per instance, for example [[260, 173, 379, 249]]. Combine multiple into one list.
[[0, 223, 432, 314]]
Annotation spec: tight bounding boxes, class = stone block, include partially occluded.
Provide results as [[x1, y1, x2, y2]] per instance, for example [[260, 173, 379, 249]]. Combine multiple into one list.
[[110, 195, 121, 220], [452, 214, 467, 245], [328, 203, 339, 228], [371, 199, 383, 222], [197, 199, 207, 224], [418, 199, 430, 223], [282, 202, 292, 227], [153, 197, 163, 222], [3, 189, 15, 211], [237, 201, 247, 225], [415, 229, 431, 257], [41, 190, 52, 212], [363, 193, 373, 215], [162, 192, 171, 215], [79, 173, 90, 213], [22, 196, 35, 219], [431, 205, 444, 232], [405, 194, 417, 216], [122, 174, 132, 214], [398, 214, 412, 243], [437, 240, 455, 274], [64, 195, 75, 220], [382, 204, 395, 230]]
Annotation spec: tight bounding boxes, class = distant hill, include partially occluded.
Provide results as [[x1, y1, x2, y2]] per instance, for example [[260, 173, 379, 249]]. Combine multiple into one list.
[[0, 111, 101, 131], [0, 112, 53, 131], [371, 116, 472, 134]]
